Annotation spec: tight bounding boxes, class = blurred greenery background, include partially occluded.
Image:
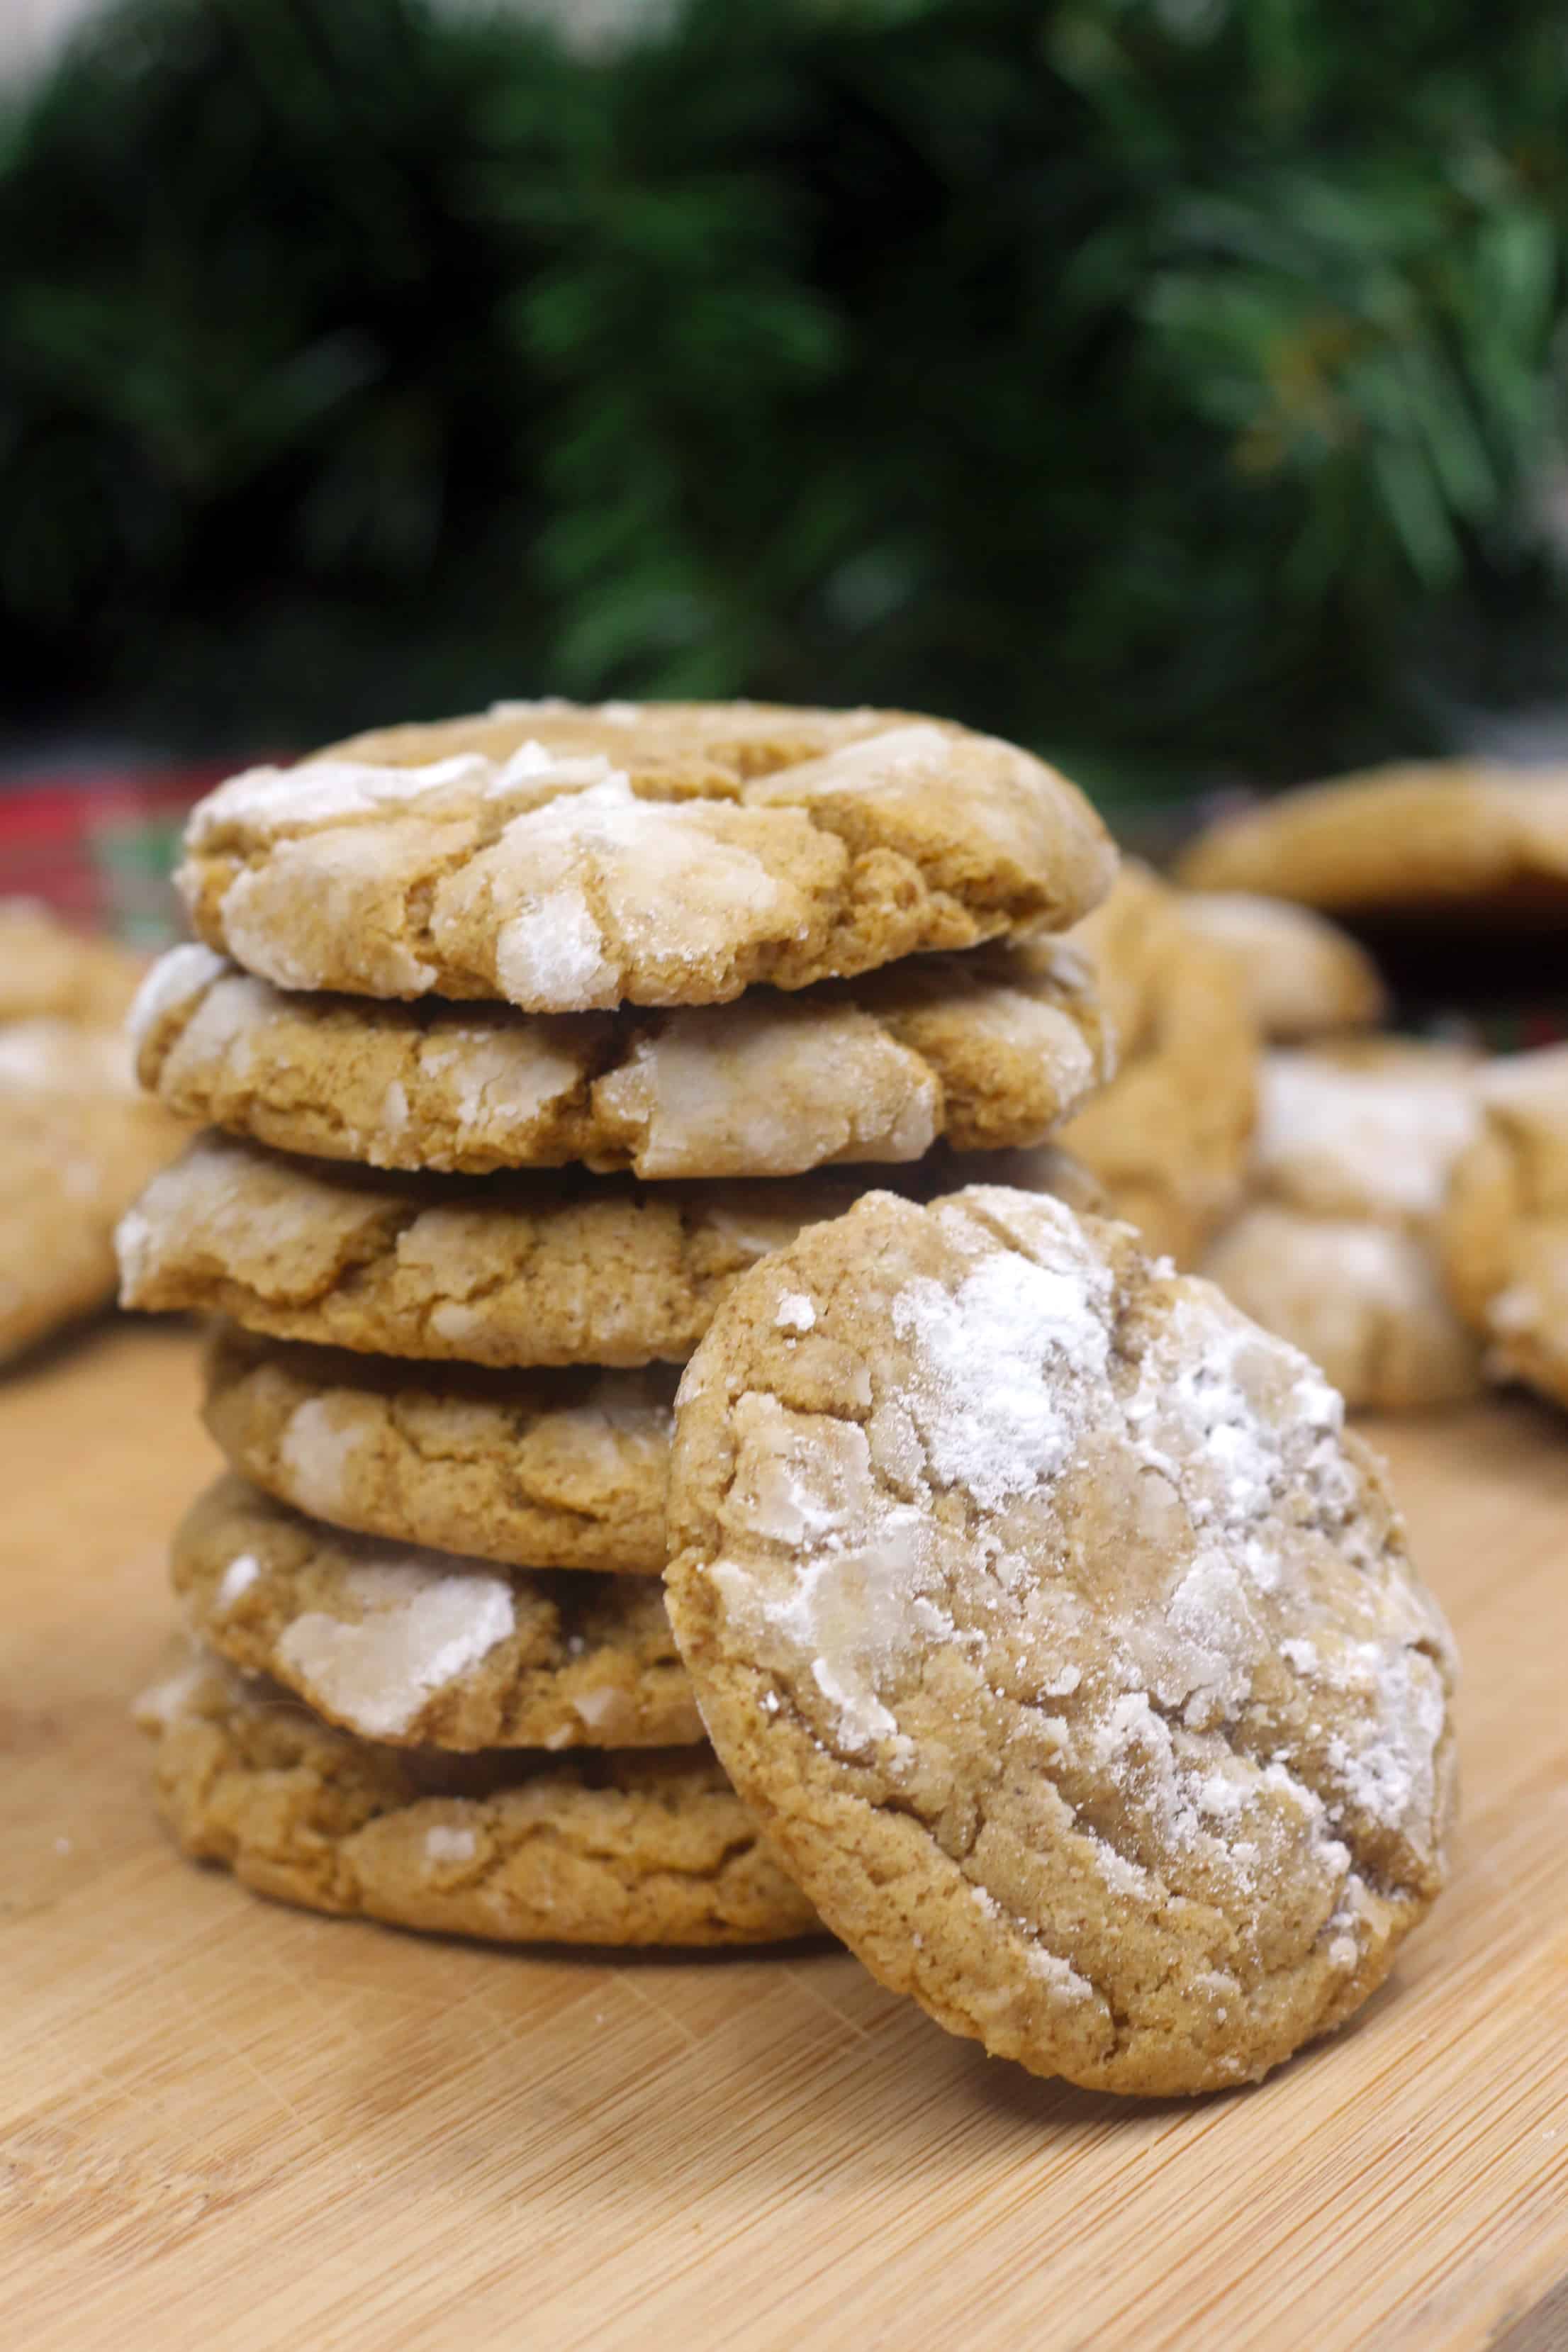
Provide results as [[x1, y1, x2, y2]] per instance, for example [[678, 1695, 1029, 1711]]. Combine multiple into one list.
[[4, 0, 1568, 816]]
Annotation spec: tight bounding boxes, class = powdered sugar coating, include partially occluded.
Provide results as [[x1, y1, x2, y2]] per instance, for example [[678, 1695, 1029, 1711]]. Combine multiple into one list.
[[175, 701, 1116, 1009], [666, 1185, 1457, 2095], [1255, 1050, 1479, 1223]]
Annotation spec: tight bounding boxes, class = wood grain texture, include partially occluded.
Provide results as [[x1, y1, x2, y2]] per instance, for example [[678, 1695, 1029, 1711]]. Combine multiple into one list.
[[2, 1321, 1566, 2352]]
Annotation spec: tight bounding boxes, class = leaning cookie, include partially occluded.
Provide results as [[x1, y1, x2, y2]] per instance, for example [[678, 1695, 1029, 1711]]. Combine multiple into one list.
[[203, 1328, 674, 1574], [130, 936, 1111, 1177], [664, 1186, 1457, 2095], [0, 899, 150, 1026], [1055, 865, 1258, 1264], [118, 1132, 1105, 1372], [172, 1474, 700, 1750], [136, 1648, 817, 1947], [1180, 893, 1387, 1041], [1440, 1044, 1568, 1409], [177, 700, 1116, 1009], [1177, 760, 1568, 918], [0, 1021, 187, 1365]]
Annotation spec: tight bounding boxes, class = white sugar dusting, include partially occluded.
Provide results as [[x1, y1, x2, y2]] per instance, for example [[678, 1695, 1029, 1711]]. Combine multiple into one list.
[[775, 1292, 816, 1331], [424, 1824, 477, 1866], [126, 941, 228, 1048], [216, 1552, 260, 1610], [275, 1556, 515, 1738], [280, 1399, 355, 1516], [189, 754, 488, 842]]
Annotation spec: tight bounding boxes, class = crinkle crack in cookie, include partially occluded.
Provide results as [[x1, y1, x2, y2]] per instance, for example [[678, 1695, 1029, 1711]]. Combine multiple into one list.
[[130, 935, 1111, 1178], [0, 1020, 186, 1364], [1202, 1043, 1483, 1411], [1441, 1044, 1568, 1409], [665, 1187, 1457, 2095], [136, 1649, 816, 1946], [1177, 761, 1568, 918], [175, 700, 1116, 1009], [117, 1133, 1104, 1371], [204, 1327, 675, 1573], [173, 1474, 700, 1749], [1180, 893, 1387, 1042], [1056, 866, 1258, 1265]]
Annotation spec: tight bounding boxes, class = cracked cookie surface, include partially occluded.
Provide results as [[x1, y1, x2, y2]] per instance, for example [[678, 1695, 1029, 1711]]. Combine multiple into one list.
[[136, 1648, 816, 1945], [1440, 1044, 1568, 1407], [204, 1326, 673, 1572], [1177, 761, 1568, 916], [173, 1474, 699, 1749], [118, 1131, 1102, 1371], [176, 700, 1115, 1009], [131, 936, 1110, 1177], [664, 1185, 1457, 2095], [1181, 893, 1387, 1041], [1202, 1043, 1482, 1411], [1056, 866, 1258, 1265]]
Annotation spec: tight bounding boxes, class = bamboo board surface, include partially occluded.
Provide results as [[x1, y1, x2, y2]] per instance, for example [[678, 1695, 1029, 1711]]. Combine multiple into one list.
[[2, 1318, 1567, 2352]]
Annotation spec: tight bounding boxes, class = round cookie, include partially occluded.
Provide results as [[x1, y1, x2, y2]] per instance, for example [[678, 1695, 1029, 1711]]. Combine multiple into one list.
[[203, 1327, 674, 1573], [1177, 761, 1568, 918], [1202, 1208, 1479, 1413], [1199, 1042, 1482, 1411], [130, 935, 1111, 1178], [177, 700, 1116, 1010], [117, 1132, 1104, 1372], [172, 1474, 699, 1750], [0, 1019, 186, 1365], [136, 1649, 816, 1947], [0, 899, 149, 1026], [1180, 892, 1387, 1041], [1055, 865, 1258, 1265], [1441, 1044, 1568, 1408], [664, 1185, 1457, 2095]]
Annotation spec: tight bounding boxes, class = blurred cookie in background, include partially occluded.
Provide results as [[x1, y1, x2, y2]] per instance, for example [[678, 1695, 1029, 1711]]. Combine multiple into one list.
[[1441, 1045, 1568, 1411], [1181, 892, 1387, 1041]]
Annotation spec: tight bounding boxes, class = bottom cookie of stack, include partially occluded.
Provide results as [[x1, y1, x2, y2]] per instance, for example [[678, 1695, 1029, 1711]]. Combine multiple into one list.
[[135, 1650, 818, 1947]]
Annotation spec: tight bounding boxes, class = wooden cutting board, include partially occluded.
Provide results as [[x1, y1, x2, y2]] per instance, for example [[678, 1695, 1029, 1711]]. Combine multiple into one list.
[[3, 1320, 1566, 2352]]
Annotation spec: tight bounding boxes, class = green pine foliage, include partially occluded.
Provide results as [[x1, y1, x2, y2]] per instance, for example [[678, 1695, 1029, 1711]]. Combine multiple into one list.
[[2, 0, 1567, 800]]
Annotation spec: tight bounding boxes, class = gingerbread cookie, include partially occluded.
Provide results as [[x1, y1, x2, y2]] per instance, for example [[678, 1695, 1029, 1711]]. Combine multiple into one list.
[[1181, 892, 1387, 1041], [118, 1133, 1104, 1372], [1056, 866, 1258, 1264], [0, 1020, 186, 1363], [1177, 761, 1568, 917], [137, 1648, 815, 1946], [204, 1327, 673, 1573], [1441, 1044, 1568, 1408], [172, 1474, 699, 1749], [665, 1186, 1457, 2095], [177, 701, 1115, 1009], [0, 899, 149, 1026], [131, 936, 1110, 1177], [1201, 1044, 1482, 1411]]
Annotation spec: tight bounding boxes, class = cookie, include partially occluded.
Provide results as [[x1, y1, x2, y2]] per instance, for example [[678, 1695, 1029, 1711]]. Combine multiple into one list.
[[1199, 1044, 1482, 1411], [0, 1020, 186, 1364], [1440, 1044, 1568, 1408], [1181, 892, 1387, 1041], [1055, 866, 1258, 1264], [0, 898, 149, 1026], [172, 1474, 699, 1749], [664, 1185, 1457, 2095], [176, 701, 1116, 1010], [131, 936, 1110, 1178], [203, 1326, 673, 1573], [1177, 761, 1568, 918], [136, 1649, 816, 1946], [1202, 1208, 1479, 1412], [117, 1132, 1102, 1372]]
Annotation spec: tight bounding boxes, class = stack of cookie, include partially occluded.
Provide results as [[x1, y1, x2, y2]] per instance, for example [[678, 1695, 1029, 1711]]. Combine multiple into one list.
[[118, 699, 1117, 1949]]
